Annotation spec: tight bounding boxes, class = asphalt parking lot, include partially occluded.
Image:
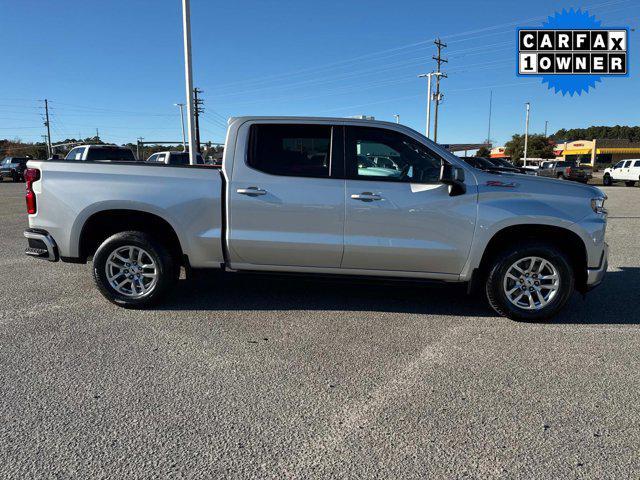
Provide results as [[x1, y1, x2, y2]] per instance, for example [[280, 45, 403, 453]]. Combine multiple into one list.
[[1, 181, 639, 479]]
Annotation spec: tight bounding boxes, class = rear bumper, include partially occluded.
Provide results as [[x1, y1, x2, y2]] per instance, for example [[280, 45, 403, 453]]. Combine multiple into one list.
[[586, 242, 608, 289], [24, 228, 59, 262]]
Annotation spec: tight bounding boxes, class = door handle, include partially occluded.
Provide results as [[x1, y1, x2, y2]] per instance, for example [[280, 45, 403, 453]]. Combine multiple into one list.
[[350, 192, 382, 202], [237, 187, 267, 196]]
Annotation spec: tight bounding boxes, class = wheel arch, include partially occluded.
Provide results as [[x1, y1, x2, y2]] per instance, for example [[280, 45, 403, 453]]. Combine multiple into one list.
[[78, 208, 185, 264], [476, 224, 588, 292]]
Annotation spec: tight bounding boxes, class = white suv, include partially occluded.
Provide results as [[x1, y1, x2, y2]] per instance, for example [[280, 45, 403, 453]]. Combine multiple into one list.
[[603, 159, 640, 186]]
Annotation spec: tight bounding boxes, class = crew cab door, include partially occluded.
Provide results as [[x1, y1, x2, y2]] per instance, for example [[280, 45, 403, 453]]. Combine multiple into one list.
[[227, 123, 345, 268], [341, 126, 476, 275]]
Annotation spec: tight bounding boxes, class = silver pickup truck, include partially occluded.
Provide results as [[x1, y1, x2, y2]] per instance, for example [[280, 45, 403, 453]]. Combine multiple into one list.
[[22, 117, 608, 321]]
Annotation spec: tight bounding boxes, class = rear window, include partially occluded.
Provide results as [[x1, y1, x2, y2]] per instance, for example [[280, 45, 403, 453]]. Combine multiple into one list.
[[634, 160, 640, 167], [248, 124, 331, 178], [168, 152, 204, 165], [86, 147, 136, 162]]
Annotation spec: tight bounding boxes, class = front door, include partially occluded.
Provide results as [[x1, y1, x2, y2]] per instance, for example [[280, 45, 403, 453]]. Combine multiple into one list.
[[227, 123, 345, 268], [341, 126, 477, 275]]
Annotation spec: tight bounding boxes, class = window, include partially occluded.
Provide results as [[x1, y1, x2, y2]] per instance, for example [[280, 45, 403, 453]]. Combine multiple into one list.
[[248, 124, 331, 178], [613, 161, 624, 168], [623, 160, 632, 168], [65, 147, 84, 161], [146, 154, 158, 163], [86, 147, 135, 162], [634, 160, 640, 168], [167, 152, 205, 165], [345, 126, 441, 183], [156, 153, 167, 163]]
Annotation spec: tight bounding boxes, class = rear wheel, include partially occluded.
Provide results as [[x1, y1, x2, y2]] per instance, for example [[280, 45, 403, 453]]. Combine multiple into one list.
[[485, 243, 574, 321], [625, 181, 636, 187], [603, 174, 612, 186], [92, 231, 179, 308]]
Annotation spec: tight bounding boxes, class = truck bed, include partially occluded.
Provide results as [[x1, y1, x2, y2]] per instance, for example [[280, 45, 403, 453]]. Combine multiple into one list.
[[27, 160, 225, 268]]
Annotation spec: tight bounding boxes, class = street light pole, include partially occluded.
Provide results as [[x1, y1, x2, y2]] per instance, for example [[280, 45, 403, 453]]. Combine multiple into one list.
[[174, 103, 186, 151], [523, 102, 531, 165], [181, 0, 197, 165], [418, 73, 442, 139], [393, 114, 400, 124]]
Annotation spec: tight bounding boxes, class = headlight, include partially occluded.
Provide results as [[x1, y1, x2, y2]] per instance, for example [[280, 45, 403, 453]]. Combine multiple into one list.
[[591, 196, 607, 214]]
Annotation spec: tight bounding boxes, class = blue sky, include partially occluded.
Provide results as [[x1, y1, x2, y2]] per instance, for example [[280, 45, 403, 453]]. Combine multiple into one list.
[[1, 0, 639, 147]]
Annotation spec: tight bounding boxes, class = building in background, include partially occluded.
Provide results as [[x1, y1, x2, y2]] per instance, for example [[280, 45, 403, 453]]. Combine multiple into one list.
[[560, 139, 640, 166]]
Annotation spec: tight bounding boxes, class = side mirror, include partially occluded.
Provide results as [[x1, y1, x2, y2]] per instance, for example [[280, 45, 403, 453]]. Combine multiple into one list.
[[439, 161, 466, 196]]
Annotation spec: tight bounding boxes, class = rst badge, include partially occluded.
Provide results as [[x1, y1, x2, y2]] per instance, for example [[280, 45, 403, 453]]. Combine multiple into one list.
[[516, 9, 630, 95]]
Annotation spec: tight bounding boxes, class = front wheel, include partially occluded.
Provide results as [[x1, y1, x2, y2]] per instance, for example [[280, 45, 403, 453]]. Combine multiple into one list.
[[602, 174, 612, 186], [92, 231, 179, 308], [485, 243, 574, 321]]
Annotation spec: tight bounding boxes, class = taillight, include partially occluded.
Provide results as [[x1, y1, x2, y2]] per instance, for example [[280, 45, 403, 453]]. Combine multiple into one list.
[[24, 168, 40, 214], [565, 166, 572, 175]]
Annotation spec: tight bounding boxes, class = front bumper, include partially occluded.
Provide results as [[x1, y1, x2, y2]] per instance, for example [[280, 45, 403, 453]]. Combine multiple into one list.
[[586, 242, 608, 289], [24, 228, 59, 262]]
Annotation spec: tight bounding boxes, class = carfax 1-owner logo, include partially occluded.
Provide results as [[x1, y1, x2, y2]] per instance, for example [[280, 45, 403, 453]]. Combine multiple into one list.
[[517, 8, 629, 95]]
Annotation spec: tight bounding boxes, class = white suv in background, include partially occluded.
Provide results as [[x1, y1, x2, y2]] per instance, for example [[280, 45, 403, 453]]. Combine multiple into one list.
[[603, 159, 640, 186]]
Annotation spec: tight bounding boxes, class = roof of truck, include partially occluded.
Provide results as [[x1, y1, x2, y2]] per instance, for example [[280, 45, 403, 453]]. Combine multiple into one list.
[[229, 116, 401, 128]]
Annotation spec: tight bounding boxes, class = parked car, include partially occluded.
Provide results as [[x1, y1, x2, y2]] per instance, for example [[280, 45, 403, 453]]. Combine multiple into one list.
[[22, 117, 608, 321], [461, 156, 509, 173], [603, 159, 640, 186], [537, 160, 591, 183], [64, 145, 137, 162], [486, 157, 537, 175], [0, 157, 29, 182], [146, 151, 205, 165]]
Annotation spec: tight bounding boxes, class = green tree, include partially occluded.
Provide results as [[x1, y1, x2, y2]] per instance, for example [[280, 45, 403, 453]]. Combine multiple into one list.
[[505, 134, 555, 164], [475, 145, 491, 157], [551, 125, 640, 142]]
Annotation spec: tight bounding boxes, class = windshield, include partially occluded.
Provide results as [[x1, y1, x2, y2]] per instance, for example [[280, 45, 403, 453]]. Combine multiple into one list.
[[86, 147, 136, 162]]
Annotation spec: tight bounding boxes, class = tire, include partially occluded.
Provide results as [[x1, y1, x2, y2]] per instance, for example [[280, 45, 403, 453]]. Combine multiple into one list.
[[92, 231, 179, 308], [557, 173, 564, 180], [12, 172, 19, 182], [485, 242, 574, 321], [625, 181, 636, 187], [603, 174, 612, 186]]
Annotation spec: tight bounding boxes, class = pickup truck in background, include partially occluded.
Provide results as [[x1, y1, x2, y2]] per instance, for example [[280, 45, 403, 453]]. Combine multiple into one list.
[[64, 144, 137, 162], [22, 117, 608, 321], [0, 157, 29, 182], [146, 151, 205, 165], [603, 159, 640, 186], [537, 160, 592, 183]]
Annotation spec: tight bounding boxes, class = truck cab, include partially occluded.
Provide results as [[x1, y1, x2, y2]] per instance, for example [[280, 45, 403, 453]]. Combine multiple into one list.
[[64, 145, 137, 162], [145, 151, 205, 165]]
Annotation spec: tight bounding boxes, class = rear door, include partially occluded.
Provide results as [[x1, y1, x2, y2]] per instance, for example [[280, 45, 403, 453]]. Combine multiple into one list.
[[341, 125, 476, 275], [632, 160, 640, 181], [622, 160, 633, 180], [227, 122, 345, 268]]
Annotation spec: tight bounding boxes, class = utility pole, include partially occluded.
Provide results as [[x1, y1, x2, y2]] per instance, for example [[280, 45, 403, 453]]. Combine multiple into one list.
[[174, 103, 187, 151], [43, 99, 52, 158], [95, 128, 100, 141], [181, 0, 197, 165], [193, 88, 204, 154], [487, 90, 493, 145], [523, 102, 531, 165], [393, 114, 400, 124], [137, 137, 144, 161], [432, 38, 448, 143], [544, 120, 549, 137], [418, 72, 442, 139]]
